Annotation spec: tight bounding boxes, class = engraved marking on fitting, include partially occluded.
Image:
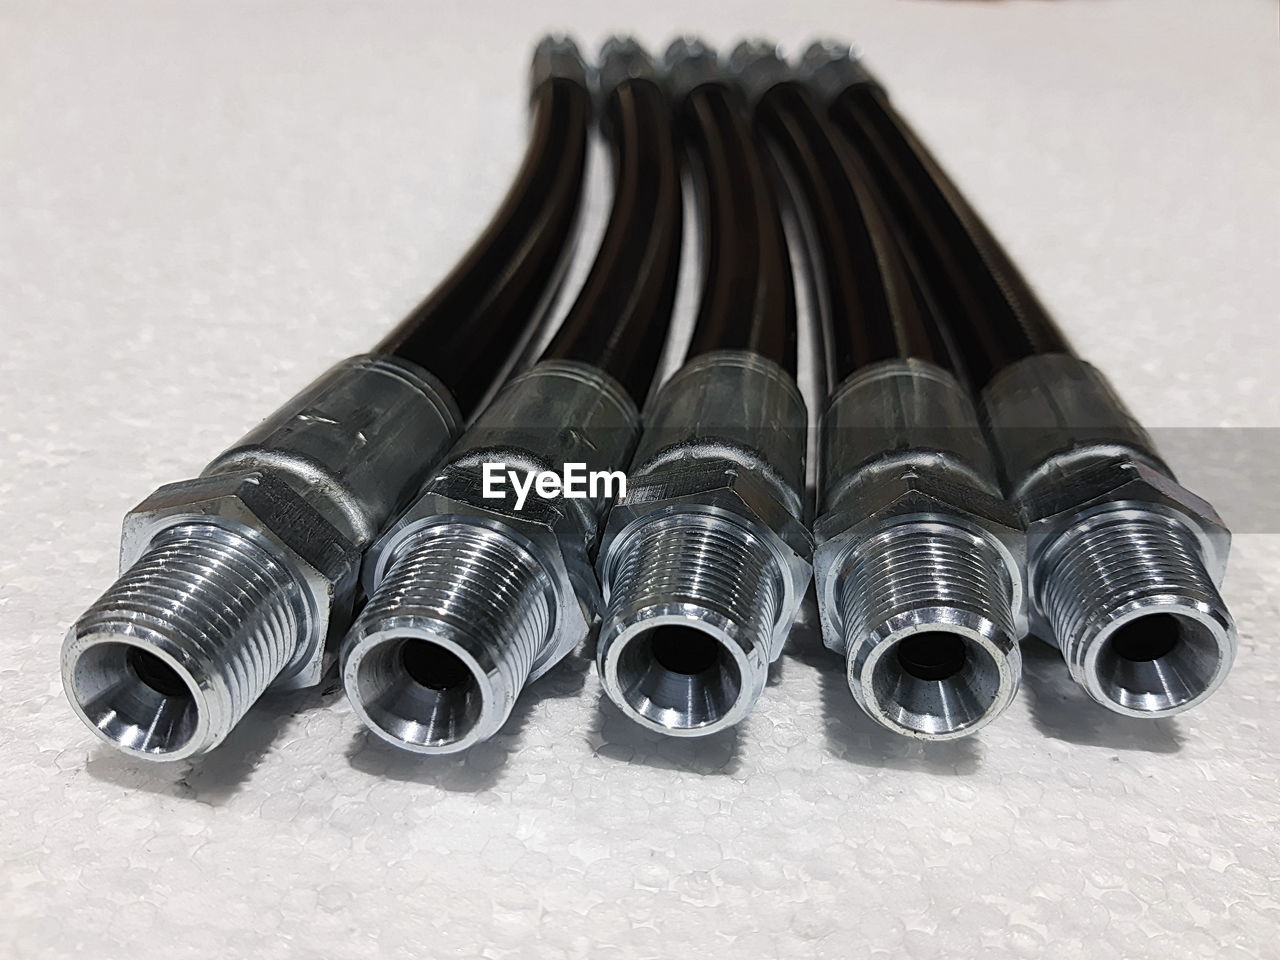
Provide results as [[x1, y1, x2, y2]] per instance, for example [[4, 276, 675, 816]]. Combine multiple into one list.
[[481, 462, 627, 511]]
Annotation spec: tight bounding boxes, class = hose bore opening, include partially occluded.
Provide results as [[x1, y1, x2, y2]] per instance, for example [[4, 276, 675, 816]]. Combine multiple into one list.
[[401, 640, 473, 692], [1095, 612, 1223, 713], [70, 641, 199, 756], [1109, 613, 1181, 663], [354, 637, 484, 750], [869, 630, 1002, 737], [616, 625, 743, 731], [127, 648, 190, 698], [651, 627, 721, 676], [895, 632, 968, 682]]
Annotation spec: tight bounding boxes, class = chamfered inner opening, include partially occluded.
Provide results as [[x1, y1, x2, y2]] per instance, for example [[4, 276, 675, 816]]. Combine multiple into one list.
[[70, 641, 199, 755], [616, 624, 743, 731], [356, 638, 484, 749], [1095, 612, 1222, 713], [870, 630, 1002, 737]]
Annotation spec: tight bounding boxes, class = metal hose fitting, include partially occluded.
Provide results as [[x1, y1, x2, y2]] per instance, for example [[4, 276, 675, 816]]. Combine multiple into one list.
[[813, 360, 1026, 740], [62, 355, 462, 760], [798, 39, 875, 105], [727, 38, 791, 104], [343, 360, 639, 753], [595, 34, 656, 98], [982, 353, 1236, 717], [596, 351, 812, 737], [664, 36, 718, 99]]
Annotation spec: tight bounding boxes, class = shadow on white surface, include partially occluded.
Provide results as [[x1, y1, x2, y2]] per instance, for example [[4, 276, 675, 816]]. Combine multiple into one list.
[[83, 680, 345, 805], [343, 643, 595, 792], [1018, 639, 1186, 753], [588, 696, 743, 776], [76, 613, 1188, 807], [786, 609, 987, 776]]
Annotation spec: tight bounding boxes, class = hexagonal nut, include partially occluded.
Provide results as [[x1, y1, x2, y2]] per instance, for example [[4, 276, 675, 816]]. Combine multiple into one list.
[[599, 456, 813, 655], [438, 447, 600, 556], [813, 467, 1027, 654], [121, 468, 362, 689], [1021, 454, 1230, 586], [366, 466, 594, 682]]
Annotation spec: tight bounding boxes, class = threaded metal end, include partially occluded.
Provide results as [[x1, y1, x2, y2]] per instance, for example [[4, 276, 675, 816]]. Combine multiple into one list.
[[530, 35, 588, 92], [1036, 509, 1235, 717], [342, 522, 555, 754], [597, 511, 784, 736], [597, 35, 656, 97], [662, 36, 718, 101], [62, 523, 310, 761], [829, 522, 1021, 740]]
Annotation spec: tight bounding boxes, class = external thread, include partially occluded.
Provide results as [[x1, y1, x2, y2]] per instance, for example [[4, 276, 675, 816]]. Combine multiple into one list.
[[832, 522, 1019, 739], [1036, 510, 1235, 715], [344, 523, 555, 753], [598, 512, 783, 734], [838, 525, 1016, 645], [64, 523, 308, 760], [609, 514, 782, 640]]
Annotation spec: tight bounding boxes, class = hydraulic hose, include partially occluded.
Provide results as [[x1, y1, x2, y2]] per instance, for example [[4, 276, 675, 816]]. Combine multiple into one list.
[[810, 50, 1067, 389], [539, 47, 683, 404], [752, 48, 1025, 740], [753, 73, 950, 389], [804, 42, 1234, 719], [376, 39, 593, 415], [593, 40, 812, 738], [61, 37, 593, 762], [675, 59, 797, 373], [341, 37, 685, 755]]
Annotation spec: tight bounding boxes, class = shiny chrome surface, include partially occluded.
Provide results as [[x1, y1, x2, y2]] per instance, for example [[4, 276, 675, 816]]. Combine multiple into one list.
[[596, 351, 812, 737], [813, 359, 1026, 740], [62, 355, 461, 760], [344, 360, 640, 754], [984, 353, 1236, 717]]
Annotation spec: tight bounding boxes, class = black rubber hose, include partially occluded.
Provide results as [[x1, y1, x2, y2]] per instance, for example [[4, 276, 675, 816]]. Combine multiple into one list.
[[539, 52, 683, 405], [677, 79, 797, 375], [754, 79, 950, 390], [375, 43, 592, 417], [825, 75, 1071, 388]]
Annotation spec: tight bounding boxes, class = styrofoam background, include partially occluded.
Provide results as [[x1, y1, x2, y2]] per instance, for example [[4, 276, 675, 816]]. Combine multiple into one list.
[[2, 2, 1277, 957]]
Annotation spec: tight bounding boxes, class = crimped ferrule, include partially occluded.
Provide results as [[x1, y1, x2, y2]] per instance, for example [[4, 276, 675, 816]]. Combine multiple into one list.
[[343, 360, 640, 753], [982, 352, 1237, 717], [61, 355, 462, 761]]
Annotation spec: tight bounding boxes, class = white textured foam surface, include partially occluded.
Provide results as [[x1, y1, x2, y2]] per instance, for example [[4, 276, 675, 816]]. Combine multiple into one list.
[[2, 2, 1278, 957]]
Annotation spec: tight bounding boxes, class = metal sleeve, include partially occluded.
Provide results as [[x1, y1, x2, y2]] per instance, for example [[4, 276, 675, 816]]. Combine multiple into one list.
[[207, 354, 462, 548], [981, 353, 1167, 501], [819, 358, 1001, 514], [444, 360, 641, 519]]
